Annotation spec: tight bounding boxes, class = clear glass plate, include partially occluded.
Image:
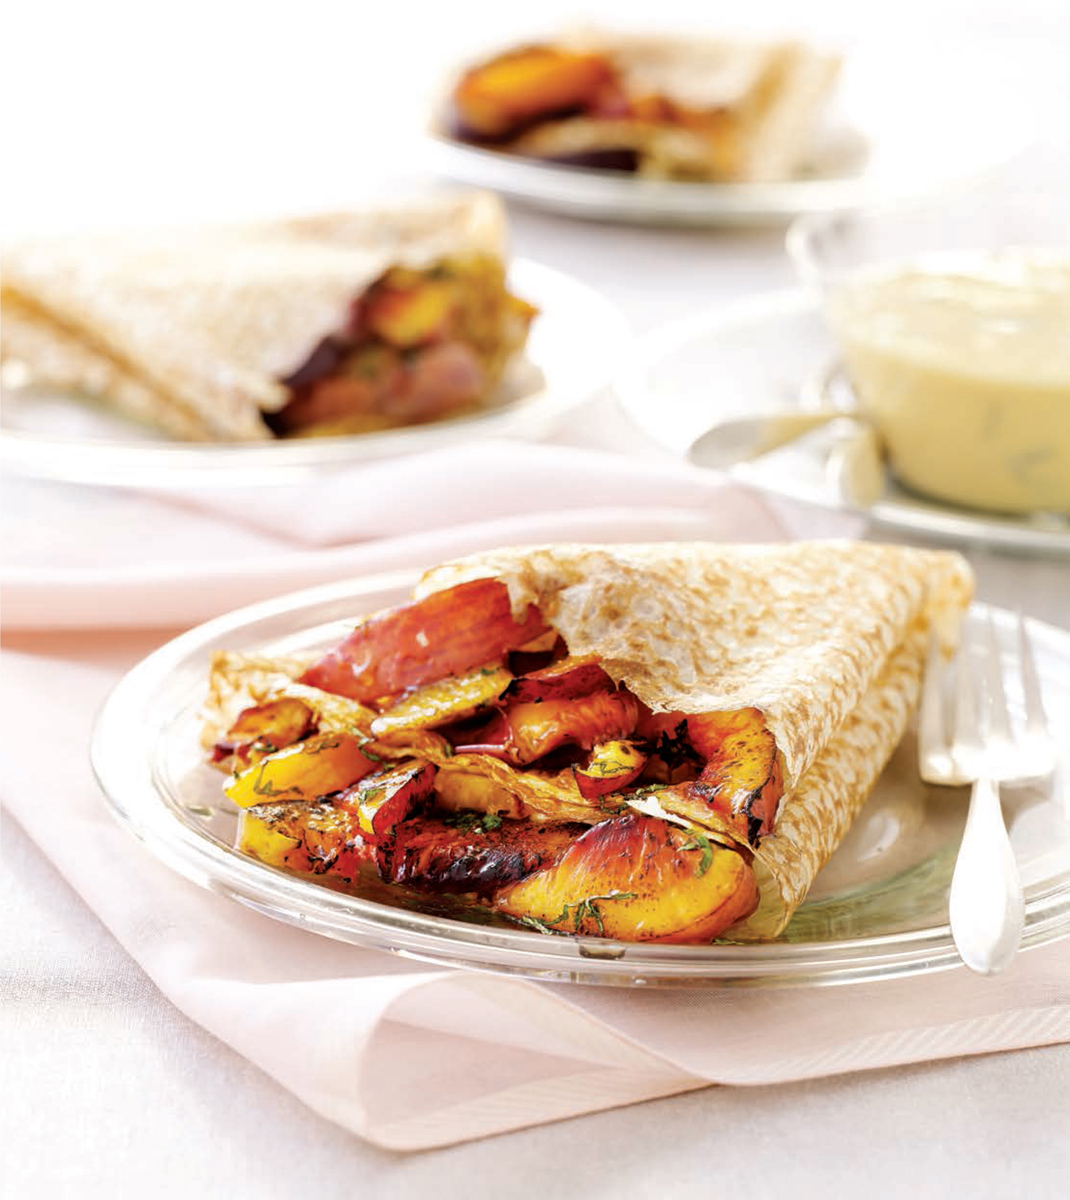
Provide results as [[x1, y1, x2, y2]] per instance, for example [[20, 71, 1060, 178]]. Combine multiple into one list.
[[424, 42, 1033, 227], [616, 288, 1070, 557], [91, 569, 1070, 988], [0, 259, 627, 489]]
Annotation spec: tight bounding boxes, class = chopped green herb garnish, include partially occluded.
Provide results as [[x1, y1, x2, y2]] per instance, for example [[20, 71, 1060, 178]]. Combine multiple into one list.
[[681, 830, 714, 877], [444, 810, 504, 833], [582, 761, 620, 777], [306, 737, 341, 754], [445, 811, 482, 832], [251, 769, 303, 799], [627, 784, 667, 800], [540, 892, 638, 936], [517, 914, 556, 935]]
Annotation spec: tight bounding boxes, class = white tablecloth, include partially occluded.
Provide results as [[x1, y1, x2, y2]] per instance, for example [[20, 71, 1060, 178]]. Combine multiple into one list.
[[3, 0, 1069, 1193]]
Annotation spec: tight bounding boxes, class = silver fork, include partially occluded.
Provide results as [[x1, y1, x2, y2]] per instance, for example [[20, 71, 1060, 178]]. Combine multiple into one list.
[[918, 609, 1056, 975]]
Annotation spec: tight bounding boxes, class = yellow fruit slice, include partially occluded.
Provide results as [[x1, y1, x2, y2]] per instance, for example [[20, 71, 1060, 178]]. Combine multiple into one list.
[[225, 733, 378, 809], [496, 811, 758, 942]]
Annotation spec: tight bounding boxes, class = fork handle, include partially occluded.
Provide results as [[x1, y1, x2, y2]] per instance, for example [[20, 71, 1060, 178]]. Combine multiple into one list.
[[948, 776, 1025, 975]]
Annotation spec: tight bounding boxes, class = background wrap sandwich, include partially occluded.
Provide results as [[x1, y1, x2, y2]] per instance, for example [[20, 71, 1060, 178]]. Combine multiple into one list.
[[204, 542, 972, 942], [449, 31, 842, 182], [0, 192, 534, 441]]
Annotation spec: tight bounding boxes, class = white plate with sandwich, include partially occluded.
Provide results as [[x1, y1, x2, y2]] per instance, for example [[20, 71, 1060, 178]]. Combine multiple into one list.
[[426, 32, 1035, 226], [0, 192, 627, 487]]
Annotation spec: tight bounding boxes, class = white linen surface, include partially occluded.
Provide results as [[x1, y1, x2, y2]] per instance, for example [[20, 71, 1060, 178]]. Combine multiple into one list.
[[2, 442, 1067, 1152]]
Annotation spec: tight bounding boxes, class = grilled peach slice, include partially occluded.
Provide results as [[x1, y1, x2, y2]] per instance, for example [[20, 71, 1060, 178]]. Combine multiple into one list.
[[370, 663, 512, 737], [687, 709, 782, 842], [505, 654, 611, 702], [363, 276, 456, 349], [225, 733, 379, 809], [376, 342, 486, 424], [457, 689, 638, 765], [211, 697, 316, 770], [300, 579, 547, 703], [336, 762, 437, 844], [380, 815, 582, 896], [452, 46, 615, 140], [433, 760, 527, 820], [237, 800, 372, 879], [496, 812, 758, 941], [574, 740, 647, 799], [281, 376, 380, 432]]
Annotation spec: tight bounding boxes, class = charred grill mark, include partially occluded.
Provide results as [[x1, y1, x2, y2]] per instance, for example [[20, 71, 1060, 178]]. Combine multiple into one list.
[[307, 845, 340, 874], [378, 816, 583, 897], [687, 778, 773, 848], [649, 723, 702, 772]]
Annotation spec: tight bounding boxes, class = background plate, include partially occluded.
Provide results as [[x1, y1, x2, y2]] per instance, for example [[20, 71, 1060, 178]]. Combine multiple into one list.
[[616, 288, 1070, 557], [92, 569, 1070, 988], [426, 42, 1033, 226], [0, 258, 627, 489]]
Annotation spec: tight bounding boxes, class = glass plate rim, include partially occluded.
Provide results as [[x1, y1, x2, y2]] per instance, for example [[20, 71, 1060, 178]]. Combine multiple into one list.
[[614, 286, 1070, 558], [0, 258, 628, 489], [426, 134, 883, 216], [90, 568, 1070, 988]]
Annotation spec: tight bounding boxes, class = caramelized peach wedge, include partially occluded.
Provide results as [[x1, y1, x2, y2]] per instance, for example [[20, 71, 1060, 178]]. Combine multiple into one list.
[[238, 800, 372, 881], [452, 46, 617, 141], [215, 580, 786, 942], [496, 813, 759, 942], [225, 733, 379, 809], [269, 257, 536, 437]]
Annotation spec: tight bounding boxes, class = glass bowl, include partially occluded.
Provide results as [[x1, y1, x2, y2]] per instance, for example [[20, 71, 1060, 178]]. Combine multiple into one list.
[[787, 195, 1070, 517]]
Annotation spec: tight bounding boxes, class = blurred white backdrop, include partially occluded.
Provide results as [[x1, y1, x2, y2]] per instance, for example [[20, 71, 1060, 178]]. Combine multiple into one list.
[[2, 0, 1067, 234]]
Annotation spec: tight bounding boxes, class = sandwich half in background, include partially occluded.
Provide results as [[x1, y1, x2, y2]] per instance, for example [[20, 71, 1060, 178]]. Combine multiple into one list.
[[0, 192, 536, 441], [448, 30, 842, 182], [204, 541, 972, 943]]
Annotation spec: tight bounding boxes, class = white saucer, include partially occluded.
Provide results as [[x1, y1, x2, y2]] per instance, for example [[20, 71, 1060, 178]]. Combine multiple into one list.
[[615, 289, 1070, 557]]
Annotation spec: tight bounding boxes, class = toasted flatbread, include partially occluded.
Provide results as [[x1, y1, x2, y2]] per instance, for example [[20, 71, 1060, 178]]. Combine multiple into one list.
[[563, 31, 841, 181]]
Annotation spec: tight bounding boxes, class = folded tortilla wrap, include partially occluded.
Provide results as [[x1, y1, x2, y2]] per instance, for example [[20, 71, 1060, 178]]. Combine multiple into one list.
[[412, 540, 972, 936], [452, 32, 841, 182], [203, 540, 972, 941], [1, 192, 524, 441]]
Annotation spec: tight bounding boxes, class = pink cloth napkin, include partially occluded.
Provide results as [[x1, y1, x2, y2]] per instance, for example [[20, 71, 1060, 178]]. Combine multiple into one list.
[[2, 442, 1067, 1151], [2, 441, 809, 629]]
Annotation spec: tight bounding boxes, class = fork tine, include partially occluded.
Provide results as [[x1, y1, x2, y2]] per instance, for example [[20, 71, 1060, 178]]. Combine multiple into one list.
[[1017, 614, 1049, 741], [918, 630, 948, 776], [982, 610, 1014, 744], [952, 618, 981, 779]]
